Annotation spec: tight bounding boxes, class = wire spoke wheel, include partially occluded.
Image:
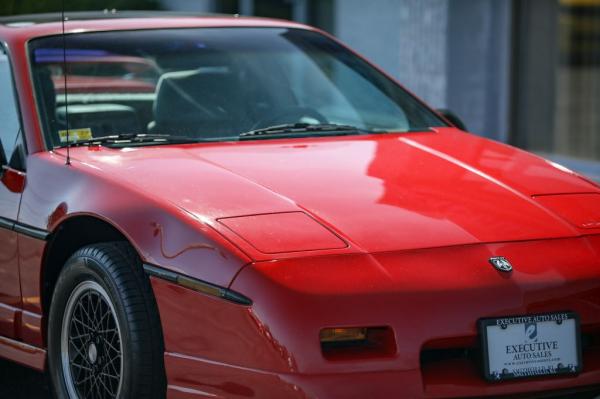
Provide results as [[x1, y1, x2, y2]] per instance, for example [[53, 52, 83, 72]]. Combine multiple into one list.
[[49, 243, 166, 398], [61, 281, 123, 399]]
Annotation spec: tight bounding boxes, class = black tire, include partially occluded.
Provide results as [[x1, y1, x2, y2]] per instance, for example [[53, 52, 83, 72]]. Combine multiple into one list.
[[48, 242, 166, 399]]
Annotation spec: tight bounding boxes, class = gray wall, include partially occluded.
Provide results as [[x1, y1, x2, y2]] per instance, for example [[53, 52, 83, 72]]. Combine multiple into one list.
[[334, 0, 448, 108], [334, 0, 513, 141], [446, 0, 513, 141], [160, 0, 216, 12]]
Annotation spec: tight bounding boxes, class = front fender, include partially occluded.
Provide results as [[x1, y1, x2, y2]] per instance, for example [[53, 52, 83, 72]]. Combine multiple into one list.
[[20, 151, 251, 291]]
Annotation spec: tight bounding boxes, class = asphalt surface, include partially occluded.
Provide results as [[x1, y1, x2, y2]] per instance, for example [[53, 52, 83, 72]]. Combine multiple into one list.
[[0, 358, 51, 398]]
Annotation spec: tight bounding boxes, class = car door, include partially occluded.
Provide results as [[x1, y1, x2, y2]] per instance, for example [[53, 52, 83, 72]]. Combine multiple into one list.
[[0, 44, 25, 339]]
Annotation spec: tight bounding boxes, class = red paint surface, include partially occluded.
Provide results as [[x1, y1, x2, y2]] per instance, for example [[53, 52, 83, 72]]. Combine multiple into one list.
[[34, 129, 598, 262], [155, 235, 600, 397], [0, 168, 21, 340], [0, 336, 45, 371], [534, 193, 600, 229], [0, 15, 598, 397], [219, 212, 347, 254]]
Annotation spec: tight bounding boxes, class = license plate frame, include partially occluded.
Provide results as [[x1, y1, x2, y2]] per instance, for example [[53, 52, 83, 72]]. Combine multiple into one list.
[[479, 311, 582, 382]]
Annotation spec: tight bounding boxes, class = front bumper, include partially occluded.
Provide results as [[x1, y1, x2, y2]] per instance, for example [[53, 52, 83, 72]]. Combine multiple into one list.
[[163, 350, 600, 399], [151, 235, 600, 398]]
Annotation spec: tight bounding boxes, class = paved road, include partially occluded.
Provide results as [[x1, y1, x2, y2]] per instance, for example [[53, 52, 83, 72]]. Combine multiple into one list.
[[0, 358, 51, 398]]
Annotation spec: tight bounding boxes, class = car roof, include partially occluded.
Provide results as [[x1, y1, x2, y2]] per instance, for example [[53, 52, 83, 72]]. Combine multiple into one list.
[[0, 10, 310, 41]]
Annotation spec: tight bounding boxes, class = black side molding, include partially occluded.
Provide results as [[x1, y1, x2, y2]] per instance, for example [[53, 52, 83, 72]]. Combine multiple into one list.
[[143, 264, 252, 306], [13, 223, 50, 240], [0, 216, 50, 241], [0, 216, 13, 231]]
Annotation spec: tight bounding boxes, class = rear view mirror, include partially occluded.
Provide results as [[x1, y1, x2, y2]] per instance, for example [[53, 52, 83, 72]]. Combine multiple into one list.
[[437, 109, 467, 131]]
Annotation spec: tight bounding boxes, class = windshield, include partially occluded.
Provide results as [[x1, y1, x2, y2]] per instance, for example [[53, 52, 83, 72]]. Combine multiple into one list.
[[29, 27, 446, 148]]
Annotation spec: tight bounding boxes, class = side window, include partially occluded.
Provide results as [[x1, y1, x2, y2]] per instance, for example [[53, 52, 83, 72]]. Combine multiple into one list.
[[0, 46, 21, 168]]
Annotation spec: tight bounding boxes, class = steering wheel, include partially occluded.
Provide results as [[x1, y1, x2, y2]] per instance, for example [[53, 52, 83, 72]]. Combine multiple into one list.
[[251, 106, 328, 130]]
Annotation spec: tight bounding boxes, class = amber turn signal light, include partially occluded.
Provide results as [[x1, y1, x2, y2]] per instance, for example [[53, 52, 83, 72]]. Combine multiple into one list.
[[320, 326, 396, 360], [320, 327, 368, 343]]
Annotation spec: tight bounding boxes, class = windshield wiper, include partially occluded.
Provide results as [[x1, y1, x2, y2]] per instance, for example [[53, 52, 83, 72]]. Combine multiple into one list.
[[239, 123, 374, 140], [55, 133, 215, 148]]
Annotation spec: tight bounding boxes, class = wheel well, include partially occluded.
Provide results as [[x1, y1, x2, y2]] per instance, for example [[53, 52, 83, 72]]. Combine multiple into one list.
[[42, 216, 131, 340]]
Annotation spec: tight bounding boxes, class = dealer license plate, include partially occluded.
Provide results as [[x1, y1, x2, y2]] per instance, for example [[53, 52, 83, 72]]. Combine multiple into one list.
[[479, 312, 582, 381]]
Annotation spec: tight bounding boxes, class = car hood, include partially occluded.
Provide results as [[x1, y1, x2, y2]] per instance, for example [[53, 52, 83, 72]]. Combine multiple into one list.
[[66, 128, 599, 256]]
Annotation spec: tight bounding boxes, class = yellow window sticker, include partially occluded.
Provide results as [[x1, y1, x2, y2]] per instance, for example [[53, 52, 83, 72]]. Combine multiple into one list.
[[58, 128, 93, 143]]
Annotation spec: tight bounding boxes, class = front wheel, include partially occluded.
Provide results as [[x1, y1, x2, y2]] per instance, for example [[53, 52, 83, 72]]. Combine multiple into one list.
[[48, 242, 166, 399]]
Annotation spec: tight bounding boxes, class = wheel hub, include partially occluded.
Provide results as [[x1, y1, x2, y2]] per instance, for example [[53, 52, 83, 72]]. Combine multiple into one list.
[[87, 342, 98, 364]]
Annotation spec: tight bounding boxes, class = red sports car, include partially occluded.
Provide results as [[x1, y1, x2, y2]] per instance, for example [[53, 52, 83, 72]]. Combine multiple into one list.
[[0, 11, 599, 399]]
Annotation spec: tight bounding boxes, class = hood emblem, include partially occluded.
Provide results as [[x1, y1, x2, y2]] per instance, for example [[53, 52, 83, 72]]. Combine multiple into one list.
[[489, 256, 513, 272]]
